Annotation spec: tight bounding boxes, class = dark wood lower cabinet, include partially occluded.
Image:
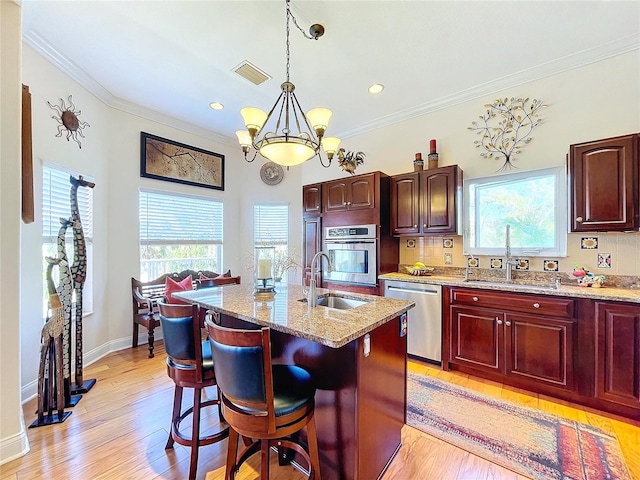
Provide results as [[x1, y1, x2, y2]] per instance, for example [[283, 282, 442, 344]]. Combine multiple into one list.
[[444, 287, 640, 420], [595, 301, 640, 409]]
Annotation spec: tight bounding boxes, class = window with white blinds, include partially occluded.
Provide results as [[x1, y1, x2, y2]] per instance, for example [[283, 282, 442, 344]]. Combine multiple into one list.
[[254, 204, 290, 281], [139, 190, 223, 281], [42, 165, 94, 315]]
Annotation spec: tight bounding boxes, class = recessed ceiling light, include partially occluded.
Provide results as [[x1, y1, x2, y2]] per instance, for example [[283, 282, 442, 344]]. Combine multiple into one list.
[[209, 102, 224, 110], [368, 84, 384, 94]]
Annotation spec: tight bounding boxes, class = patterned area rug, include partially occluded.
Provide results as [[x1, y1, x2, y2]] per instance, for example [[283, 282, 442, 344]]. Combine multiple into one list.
[[407, 373, 631, 480]]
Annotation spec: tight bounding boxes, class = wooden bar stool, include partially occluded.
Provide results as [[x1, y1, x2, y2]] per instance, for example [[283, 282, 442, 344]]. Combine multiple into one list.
[[205, 317, 321, 480], [158, 302, 229, 480]]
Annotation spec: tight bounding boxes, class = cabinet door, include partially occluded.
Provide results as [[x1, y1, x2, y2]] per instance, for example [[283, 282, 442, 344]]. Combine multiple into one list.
[[323, 179, 349, 212], [420, 166, 458, 234], [595, 302, 640, 408], [349, 174, 375, 210], [303, 216, 322, 286], [302, 184, 322, 216], [505, 313, 575, 390], [449, 306, 502, 374], [569, 134, 638, 232], [391, 173, 420, 235]]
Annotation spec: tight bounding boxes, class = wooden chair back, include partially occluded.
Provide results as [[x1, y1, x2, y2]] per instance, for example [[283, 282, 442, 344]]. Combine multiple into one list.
[[205, 321, 278, 435]]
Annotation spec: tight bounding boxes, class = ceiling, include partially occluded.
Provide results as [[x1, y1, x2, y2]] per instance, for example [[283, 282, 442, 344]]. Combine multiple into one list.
[[21, 1, 640, 147]]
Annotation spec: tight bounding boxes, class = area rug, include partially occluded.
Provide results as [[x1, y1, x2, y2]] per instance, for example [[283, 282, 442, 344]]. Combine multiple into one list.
[[407, 373, 631, 480]]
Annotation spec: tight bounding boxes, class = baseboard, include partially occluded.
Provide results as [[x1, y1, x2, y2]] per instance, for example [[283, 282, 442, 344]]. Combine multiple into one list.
[[0, 412, 30, 466], [20, 331, 163, 403]]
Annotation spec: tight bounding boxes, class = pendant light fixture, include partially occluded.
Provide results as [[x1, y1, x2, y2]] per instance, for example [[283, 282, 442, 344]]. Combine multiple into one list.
[[236, 0, 340, 167]]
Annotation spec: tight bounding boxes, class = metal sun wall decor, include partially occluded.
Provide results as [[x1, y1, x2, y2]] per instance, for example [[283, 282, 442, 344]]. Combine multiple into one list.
[[47, 95, 90, 149], [337, 149, 366, 175], [468, 97, 547, 171]]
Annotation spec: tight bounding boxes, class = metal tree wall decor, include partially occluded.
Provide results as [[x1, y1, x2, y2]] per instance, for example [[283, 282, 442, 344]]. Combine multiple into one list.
[[47, 95, 90, 149], [468, 97, 547, 171]]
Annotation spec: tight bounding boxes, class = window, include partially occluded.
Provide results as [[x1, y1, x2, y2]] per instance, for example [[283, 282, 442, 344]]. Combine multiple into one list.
[[463, 166, 567, 257], [42, 165, 94, 316], [254, 204, 290, 282], [139, 190, 223, 281]]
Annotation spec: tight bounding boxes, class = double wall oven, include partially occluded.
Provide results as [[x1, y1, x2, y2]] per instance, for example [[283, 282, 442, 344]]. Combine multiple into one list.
[[323, 224, 378, 286]]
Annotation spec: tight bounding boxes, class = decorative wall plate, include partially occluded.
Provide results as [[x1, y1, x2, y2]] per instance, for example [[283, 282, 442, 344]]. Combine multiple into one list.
[[260, 162, 284, 185]]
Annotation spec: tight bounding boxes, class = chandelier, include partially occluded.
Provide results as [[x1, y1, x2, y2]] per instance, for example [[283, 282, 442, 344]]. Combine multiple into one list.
[[236, 0, 340, 167]]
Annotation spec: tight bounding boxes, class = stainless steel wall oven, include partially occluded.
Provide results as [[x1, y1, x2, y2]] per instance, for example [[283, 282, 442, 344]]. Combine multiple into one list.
[[323, 224, 378, 285]]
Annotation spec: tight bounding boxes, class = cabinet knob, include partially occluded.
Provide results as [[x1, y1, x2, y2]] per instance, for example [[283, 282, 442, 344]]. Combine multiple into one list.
[[496, 318, 503, 325], [423, 224, 427, 228], [413, 224, 417, 228], [472, 296, 479, 302], [576, 216, 583, 223], [533, 302, 540, 308], [347, 201, 351, 205], [505, 321, 512, 326]]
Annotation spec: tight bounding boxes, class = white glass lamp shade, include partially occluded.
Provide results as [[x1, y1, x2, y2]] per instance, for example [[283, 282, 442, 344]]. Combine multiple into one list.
[[240, 107, 268, 133], [306, 108, 332, 135], [235, 130, 252, 148], [260, 141, 316, 167], [321, 137, 341, 156]]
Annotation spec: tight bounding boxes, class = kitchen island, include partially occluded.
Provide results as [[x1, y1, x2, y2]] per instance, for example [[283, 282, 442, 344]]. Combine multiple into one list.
[[174, 284, 414, 480]]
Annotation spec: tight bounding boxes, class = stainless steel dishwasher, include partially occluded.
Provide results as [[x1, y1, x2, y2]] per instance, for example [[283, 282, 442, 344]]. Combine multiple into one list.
[[384, 280, 442, 364]]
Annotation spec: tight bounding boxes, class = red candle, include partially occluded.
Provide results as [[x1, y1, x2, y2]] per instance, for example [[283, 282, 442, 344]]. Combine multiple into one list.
[[430, 139, 437, 154]]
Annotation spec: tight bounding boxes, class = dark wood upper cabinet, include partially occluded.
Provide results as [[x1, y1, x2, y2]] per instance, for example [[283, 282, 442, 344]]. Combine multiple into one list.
[[323, 173, 375, 213], [302, 183, 322, 217], [391, 165, 462, 235], [569, 133, 639, 232]]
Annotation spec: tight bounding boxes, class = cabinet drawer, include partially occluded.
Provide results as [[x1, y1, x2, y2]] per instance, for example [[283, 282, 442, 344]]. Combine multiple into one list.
[[450, 288, 574, 318]]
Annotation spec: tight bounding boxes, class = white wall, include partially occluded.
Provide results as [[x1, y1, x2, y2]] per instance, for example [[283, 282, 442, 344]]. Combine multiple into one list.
[[1, 1, 30, 463], [17, 45, 303, 403], [302, 51, 640, 183]]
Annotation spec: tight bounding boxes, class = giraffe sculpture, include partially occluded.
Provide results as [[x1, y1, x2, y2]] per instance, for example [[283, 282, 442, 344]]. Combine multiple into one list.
[[31, 259, 71, 426], [54, 217, 76, 404], [69, 175, 95, 392]]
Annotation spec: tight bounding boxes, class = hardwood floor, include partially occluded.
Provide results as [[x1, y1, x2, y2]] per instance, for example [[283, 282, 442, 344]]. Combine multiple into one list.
[[1, 343, 638, 480]]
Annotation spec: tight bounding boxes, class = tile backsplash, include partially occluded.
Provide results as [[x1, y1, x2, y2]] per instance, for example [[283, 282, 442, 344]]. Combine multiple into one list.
[[399, 232, 640, 277]]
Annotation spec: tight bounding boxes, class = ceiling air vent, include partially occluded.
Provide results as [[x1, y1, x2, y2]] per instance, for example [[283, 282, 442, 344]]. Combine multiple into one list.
[[233, 61, 271, 86]]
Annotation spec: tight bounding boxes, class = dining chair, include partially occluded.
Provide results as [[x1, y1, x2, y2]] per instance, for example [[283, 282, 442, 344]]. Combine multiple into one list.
[[205, 318, 321, 480], [158, 302, 229, 480]]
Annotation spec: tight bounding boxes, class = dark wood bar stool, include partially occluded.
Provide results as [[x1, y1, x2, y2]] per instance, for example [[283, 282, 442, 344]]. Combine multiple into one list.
[[158, 302, 229, 480], [205, 317, 321, 480]]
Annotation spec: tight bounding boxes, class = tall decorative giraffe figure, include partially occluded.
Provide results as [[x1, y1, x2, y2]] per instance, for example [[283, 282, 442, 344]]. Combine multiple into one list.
[[69, 175, 95, 393], [54, 217, 81, 406], [30, 258, 72, 427]]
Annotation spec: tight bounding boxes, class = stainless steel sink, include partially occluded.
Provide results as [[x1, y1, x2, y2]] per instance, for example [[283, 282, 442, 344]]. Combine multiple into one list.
[[299, 295, 369, 310], [316, 296, 368, 309], [461, 279, 558, 291]]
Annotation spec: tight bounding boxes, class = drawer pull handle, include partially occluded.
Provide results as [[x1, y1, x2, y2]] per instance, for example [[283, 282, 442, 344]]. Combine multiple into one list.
[[505, 321, 512, 326], [496, 318, 503, 325], [533, 303, 540, 308], [472, 296, 479, 302], [576, 216, 583, 223]]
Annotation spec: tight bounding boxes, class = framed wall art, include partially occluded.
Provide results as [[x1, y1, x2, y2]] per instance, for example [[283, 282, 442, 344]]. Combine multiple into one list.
[[140, 132, 225, 191]]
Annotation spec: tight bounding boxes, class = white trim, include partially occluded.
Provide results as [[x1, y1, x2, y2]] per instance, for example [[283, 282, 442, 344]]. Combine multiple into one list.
[[0, 421, 29, 466]]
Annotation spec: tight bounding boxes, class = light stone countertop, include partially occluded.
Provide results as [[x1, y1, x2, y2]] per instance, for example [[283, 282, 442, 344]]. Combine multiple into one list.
[[379, 272, 640, 304], [173, 284, 415, 348]]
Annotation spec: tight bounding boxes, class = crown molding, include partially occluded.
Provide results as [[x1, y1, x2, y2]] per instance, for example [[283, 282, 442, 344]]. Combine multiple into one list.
[[22, 31, 236, 147], [24, 30, 638, 144], [338, 34, 640, 139]]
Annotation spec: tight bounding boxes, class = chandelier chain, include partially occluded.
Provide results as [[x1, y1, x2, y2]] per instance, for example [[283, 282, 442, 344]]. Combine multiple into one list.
[[285, 0, 315, 82]]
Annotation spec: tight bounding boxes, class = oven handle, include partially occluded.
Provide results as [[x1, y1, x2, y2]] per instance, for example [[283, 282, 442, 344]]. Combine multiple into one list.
[[324, 240, 376, 244]]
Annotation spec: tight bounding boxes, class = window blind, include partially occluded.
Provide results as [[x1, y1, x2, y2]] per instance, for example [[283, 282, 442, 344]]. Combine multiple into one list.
[[254, 204, 288, 246], [139, 190, 223, 246], [42, 165, 94, 243]]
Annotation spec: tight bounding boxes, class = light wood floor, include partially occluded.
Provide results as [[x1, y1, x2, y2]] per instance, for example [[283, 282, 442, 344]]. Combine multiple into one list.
[[1, 343, 638, 480]]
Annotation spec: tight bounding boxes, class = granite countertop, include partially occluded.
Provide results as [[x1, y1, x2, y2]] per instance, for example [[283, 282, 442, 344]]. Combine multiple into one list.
[[173, 284, 414, 348], [379, 272, 640, 304]]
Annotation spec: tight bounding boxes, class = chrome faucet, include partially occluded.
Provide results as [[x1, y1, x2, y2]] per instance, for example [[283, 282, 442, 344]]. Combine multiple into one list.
[[504, 225, 518, 282], [302, 251, 332, 310]]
